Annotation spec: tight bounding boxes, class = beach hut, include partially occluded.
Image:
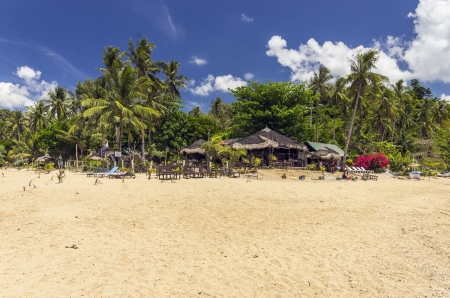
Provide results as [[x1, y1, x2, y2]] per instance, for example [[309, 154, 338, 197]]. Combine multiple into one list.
[[88, 145, 115, 160], [35, 154, 54, 163], [305, 142, 344, 171], [229, 127, 308, 166], [180, 139, 206, 162]]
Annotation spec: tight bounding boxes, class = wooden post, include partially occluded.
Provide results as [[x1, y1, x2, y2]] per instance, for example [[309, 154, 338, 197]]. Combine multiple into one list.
[[75, 144, 79, 172]]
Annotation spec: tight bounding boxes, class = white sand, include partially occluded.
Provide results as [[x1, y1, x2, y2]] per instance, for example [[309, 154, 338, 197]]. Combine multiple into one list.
[[1, 168, 450, 297]]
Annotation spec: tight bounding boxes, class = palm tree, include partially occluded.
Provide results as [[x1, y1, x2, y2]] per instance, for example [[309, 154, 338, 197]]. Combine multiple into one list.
[[331, 77, 348, 140], [423, 100, 448, 163], [26, 100, 49, 133], [82, 65, 159, 155], [127, 37, 165, 161], [8, 110, 27, 141], [309, 67, 333, 141], [343, 50, 388, 164], [160, 60, 188, 100], [45, 87, 71, 121], [390, 80, 410, 142], [374, 85, 397, 141]]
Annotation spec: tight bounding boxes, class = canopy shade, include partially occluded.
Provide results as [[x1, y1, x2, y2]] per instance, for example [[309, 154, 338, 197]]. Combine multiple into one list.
[[308, 147, 340, 160], [88, 145, 115, 158], [35, 154, 53, 163], [230, 127, 307, 151], [180, 139, 206, 155]]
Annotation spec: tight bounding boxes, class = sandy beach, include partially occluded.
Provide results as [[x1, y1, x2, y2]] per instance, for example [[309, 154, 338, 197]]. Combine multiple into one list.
[[1, 168, 449, 297]]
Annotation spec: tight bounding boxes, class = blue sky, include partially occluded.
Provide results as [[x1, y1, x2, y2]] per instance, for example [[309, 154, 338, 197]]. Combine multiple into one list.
[[1, 0, 449, 111]]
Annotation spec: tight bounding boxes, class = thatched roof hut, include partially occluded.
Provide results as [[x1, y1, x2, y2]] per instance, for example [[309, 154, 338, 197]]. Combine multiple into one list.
[[35, 154, 53, 163], [88, 145, 115, 158], [309, 147, 340, 160], [230, 127, 308, 151], [180, 139, 206, 155]]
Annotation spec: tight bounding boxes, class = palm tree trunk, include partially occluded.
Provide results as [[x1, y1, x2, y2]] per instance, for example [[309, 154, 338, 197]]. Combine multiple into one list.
[[315, 100, 319, 142], [75, 143, 78, 172], [118, 116, 123, 160], [101, 124, 105, 147], [333, 106, 336, 141], [391, 119, 396, 143], [141, 129, 145, 161], [148, 128, 152, 159], [423, 126, 436, 167], [343, 90, 361, 165]]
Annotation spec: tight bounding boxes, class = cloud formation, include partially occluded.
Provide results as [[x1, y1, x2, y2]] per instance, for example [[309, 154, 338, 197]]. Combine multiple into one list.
[[241, 13, 254, 22], [189, 74, 247, 96], [244, 73, 254, 80], [441, 94, 450, 102], [0, 66, 57, 109], [266, 0, 450, 84], [189, 56, 207, 65]]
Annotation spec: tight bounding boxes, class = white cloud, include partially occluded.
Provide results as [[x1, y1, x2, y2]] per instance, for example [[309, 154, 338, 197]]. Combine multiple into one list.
[[266, 0, 450, 85], [241, 13, 254, 22], [189, 56, 207, 66], [244, 73, 254, 80], [0, 66, 57, 109], [441, 94, 450, 102], [189, 74, 247, 96]]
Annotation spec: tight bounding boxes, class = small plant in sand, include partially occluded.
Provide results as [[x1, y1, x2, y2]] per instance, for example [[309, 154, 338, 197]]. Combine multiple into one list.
[[44, 162, 56, 174], [57, 170, 65, 183]]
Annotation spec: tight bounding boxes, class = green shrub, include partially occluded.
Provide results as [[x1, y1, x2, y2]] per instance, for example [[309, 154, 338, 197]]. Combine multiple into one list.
[[44, 162, 56, 173]]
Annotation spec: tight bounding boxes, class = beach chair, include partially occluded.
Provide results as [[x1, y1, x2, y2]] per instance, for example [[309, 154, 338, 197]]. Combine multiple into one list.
[[94, 166, 119, 178], [350, 167, 360, 173], [359, 166, 374, 173]]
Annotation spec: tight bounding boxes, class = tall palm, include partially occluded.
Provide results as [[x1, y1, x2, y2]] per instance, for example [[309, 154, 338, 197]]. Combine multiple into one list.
[[82, 65, 159, 155], [160, 60, 188, 100], [8, 110, 27, 141], [343, 50, 388, 164], [45, 87, 71, 121], [423, 100, 448, 162], [374, 85, 397, 141], [390, 80, 409, 142], [331, 77, 348, 140], [26, 100, 49, 133], [309, 67, 333, 141], [127, 37, 165, 161]]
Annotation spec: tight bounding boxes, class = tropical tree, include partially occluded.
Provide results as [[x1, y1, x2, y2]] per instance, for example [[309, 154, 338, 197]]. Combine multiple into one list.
[[45, 87, 71, 121], [309, 67, 333, 141], [8, 110, 27, 141], [423, 100, 448, 162], [343, 49, 388, 164], [331, 77, 348, 140], [82, 65, 159, 155], [160, 60, 188, 100], [26, 100, 49, 133]]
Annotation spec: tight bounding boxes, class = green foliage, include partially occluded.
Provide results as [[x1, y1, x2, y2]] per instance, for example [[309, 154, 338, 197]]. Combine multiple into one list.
[[306, 162, 317, 170], [44, 162, 56, 173], [0, 145, 6, 165], [33, 122, 71, 155], [230, 81, 314, 141]]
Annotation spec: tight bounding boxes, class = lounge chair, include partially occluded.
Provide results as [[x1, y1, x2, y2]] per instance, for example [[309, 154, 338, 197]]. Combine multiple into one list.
[[359, 166, 374, 173], [94, 166, 119, 178], [350, 167, 360, 173]]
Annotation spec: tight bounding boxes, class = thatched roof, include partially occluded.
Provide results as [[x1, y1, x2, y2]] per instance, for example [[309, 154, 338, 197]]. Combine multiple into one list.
[[88, 145, 115, 158], [180, 139, 206, 155], [35, 154, 53, 163], [231, 127, 308, 151], [309, 147, 340, 160]]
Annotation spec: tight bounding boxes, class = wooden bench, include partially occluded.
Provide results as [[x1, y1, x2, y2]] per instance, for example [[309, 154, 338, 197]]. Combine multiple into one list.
[[157, 165, 181, 180]]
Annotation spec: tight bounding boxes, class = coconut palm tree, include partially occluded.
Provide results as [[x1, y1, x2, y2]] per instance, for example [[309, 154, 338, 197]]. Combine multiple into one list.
[[160, 60, 188, 100], [309, 67, 333, 141], [331, 77, 348, 140], [45, 87, 71, 121], [82, 65, 159, 155], [126, 37, 165, 161], [26, 100, 49, 133], [8, 110, 27, 141], [343, 50, 388, 164], [423, 100, 448, 162], [374, 85, 397, 141]]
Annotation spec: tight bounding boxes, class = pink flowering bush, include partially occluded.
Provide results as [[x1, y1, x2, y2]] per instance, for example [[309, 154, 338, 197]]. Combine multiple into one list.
[[354, 152, 390, 170]]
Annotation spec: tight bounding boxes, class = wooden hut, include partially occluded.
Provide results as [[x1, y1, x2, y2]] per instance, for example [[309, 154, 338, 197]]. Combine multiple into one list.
[[180, 139, 206, 161], [308, 146, 341, 172], [88, 145, 115, 160], [35, 154, 54, 163], [229, 127, 308, 166]]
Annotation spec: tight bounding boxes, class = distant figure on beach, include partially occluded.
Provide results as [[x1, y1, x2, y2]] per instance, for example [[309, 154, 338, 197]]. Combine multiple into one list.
[[342, 165, 351, 179]]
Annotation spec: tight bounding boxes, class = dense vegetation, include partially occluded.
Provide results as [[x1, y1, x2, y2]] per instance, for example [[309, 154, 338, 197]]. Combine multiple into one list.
[[0, 38, 449, 172]]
